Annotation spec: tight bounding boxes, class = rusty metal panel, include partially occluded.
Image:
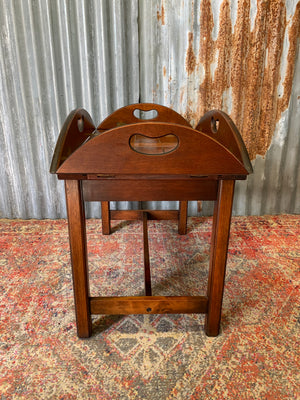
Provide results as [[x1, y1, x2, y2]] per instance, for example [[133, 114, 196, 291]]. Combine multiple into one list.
[[139, 0, 300, 215]]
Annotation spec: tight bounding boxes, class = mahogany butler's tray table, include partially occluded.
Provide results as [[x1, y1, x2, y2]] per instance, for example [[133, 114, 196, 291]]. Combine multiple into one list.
[[50, 103, 252, 338]]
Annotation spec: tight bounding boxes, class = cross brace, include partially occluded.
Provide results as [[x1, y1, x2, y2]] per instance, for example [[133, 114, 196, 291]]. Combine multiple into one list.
[[65, 179, 235, 338]]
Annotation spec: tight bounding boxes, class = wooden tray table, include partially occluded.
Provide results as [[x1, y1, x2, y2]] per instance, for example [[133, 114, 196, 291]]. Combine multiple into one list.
[[50, 103, 252, 338]]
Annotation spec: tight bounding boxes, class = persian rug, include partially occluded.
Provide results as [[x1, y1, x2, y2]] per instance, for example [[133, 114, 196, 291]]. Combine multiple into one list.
[[0, 215, 299, 399]]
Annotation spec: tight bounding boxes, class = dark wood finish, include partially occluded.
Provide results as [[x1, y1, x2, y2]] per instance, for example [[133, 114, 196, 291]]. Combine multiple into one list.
[[65, 180, 92, 338], [101, 201, 111, 235], [50, 103, 252, 338], [97, 103, 191, 132], [143, 212, 152, 296], [196, 110, 253, 174], [205, 180, 235, 336], [82, 179, 218, 201], [110, 209, 180, 221], [57, 122, 250, 176], [97, 103, 190, 232], [90, 296, 208, 315], [102, 205, 187, 238], [50, 109, 95, 174], [178, 200, 188, 235]]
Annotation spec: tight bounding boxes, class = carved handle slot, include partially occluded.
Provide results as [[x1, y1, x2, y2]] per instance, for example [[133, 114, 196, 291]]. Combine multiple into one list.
[[129, 133, 179, 155], [133, 109, 159, 120], [211, 116, 219, 134]]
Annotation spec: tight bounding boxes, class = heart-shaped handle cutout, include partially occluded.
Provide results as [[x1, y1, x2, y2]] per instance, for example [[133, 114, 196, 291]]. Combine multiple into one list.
[[129, 134, 179, 155]]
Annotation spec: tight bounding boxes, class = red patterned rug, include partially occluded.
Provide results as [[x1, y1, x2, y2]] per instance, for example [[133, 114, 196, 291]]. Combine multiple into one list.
[[0, 215, 299, 399]]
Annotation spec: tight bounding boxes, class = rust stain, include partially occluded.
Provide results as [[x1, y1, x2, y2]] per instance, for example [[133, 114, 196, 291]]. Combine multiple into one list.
[[183, 0, 300, 159], [254, 1, 287, 158], [211, 0, 232, 110], [198, 0, 215, 114], [184, 100, 196, 124], [163, 66, 167, 77], [157, 3, 165, 25], [230, 0, 252, 132], [185, 32, 196, 75], [235, 0, 269, 157], [277, 2, 300, 117]]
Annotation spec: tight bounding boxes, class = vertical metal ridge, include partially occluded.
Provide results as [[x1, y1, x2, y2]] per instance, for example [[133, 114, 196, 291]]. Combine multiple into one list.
[[1, 0, 40, 218]]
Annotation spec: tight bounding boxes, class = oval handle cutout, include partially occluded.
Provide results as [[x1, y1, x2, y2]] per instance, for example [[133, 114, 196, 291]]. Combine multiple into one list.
[[211, 116, 219, 133], [133, 109, 159, 120], [77, 116, 84, 133], [129, 133, 179, 155]]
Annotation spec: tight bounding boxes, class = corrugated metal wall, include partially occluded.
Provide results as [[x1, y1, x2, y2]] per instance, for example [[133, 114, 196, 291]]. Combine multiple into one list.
[[0, 0, 139, 218], [1, 0, 299, 219]]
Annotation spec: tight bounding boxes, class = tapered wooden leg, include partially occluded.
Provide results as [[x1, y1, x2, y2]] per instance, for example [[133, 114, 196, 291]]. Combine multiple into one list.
[[65, 180, 92, 338], [143, 212, 152, 296], [205, 180, 235, 336], [178, 201, 188, 235], [101, 201, 111, 235]]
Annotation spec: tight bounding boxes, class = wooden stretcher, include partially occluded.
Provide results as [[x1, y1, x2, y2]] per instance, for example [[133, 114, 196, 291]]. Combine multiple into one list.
[[50, 103, 252, 338]]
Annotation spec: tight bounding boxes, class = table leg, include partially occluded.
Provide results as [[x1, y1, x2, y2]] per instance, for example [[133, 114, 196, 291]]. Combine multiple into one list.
[[143, 212, 152, 296], [101, 201, 111, 235], [65, 180, 92, 338], [178, 201, 188, 235], [205, 180, 235, 336]]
